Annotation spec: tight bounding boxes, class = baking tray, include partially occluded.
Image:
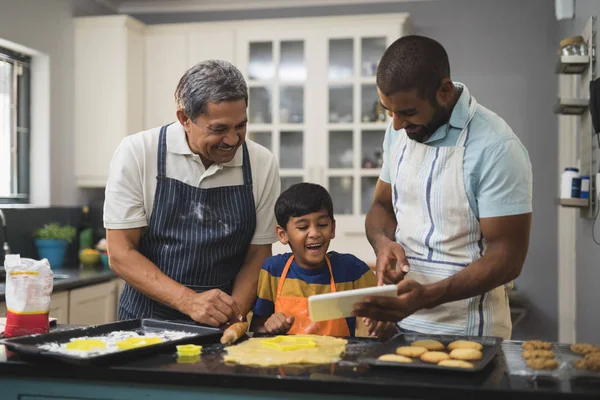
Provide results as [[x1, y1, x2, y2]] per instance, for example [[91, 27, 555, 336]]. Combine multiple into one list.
[[0, 319, 222, 365], [503, 341, 600, 382], [358, 333, 502, 373]]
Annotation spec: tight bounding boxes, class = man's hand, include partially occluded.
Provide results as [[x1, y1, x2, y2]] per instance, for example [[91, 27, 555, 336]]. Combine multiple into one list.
[[362, 318, 398, 339], [177, 289, 243, 327], [375, 238, 410, 285], [264, 312, 295, 334], [352, 280, 427, 322]]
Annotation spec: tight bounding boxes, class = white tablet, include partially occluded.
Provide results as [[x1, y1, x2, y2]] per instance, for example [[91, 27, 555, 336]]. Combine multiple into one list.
[[308, 285, 398, 322]]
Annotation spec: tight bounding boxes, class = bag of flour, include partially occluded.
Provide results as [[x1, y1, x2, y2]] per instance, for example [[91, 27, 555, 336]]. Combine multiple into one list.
[[3, 254, 54, 337]]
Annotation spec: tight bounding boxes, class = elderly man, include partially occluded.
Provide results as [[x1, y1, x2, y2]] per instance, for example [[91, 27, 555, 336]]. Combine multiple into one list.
[[104, 60, 280, 327]]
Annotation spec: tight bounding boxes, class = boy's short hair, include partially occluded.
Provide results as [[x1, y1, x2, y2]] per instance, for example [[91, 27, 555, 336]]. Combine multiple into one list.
[[275, 183, 335, 229]]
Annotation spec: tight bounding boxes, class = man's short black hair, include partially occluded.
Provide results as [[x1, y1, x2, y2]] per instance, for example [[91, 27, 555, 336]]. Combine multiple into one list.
[[377, 35, 450, 100], [275, 183, 334, 229]]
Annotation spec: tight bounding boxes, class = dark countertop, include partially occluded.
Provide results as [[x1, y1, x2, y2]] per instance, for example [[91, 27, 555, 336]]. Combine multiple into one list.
[[0, 265, 117, 302], [0, 334, 598, 399]]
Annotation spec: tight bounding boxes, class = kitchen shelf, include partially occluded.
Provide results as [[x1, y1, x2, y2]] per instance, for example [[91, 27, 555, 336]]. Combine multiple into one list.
[[559, 198, 589, 208], [556, 55, 590, 74], [553, 97, 589, 115]]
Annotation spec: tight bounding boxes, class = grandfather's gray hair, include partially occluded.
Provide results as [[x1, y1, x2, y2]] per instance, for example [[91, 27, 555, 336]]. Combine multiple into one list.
[[174, 60, 248, 120]]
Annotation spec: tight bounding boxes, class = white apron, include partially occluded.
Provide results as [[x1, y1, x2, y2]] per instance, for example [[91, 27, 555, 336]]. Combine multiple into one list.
[[390, 92, 512, 339]]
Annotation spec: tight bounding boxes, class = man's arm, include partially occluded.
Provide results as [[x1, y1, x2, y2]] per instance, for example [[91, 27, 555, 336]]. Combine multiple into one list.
[[231, 244, 272, 317], [424, 213, 531, 307], [365, 179, 397, 253]]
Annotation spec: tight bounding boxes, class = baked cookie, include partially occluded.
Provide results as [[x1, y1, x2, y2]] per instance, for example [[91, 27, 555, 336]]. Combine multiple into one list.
[[438, 359, 474, 369], [584, 352, 600, 371], [522, 340, 552, 351], [378, 354, 413, 363], [449, 348, 483, 361], [411, 340, 445, 351], [573, 359, 587, 369], [570, 343, 600, 355], [420, 351, 450, 364], [447, 340, 483, 351], [522, 350, 555, 359], [396, 346, 428, 358], [527, 358, 558, 370]]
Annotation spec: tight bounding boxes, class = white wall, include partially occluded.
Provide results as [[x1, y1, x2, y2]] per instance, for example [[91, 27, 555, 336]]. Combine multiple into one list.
[[0, 0, 113, 206]]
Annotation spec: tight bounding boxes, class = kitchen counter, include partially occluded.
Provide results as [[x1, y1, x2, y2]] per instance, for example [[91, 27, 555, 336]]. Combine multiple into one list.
[[0, 336, 597, 400], [0, 265, 116, 302]]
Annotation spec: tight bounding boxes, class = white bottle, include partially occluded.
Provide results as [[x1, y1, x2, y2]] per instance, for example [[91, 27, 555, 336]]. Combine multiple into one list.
[[561, 167, 580, 198]]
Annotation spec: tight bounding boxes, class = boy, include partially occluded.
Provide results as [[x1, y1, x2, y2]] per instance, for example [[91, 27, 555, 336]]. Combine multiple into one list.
[[250, 183, 384, 337]]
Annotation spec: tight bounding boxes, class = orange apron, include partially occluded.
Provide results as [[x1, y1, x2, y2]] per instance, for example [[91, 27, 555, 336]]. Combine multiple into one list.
[[274, 255, 350, 337]]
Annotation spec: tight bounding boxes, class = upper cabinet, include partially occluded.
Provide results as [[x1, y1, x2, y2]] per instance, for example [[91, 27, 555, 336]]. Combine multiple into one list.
[[74, 16, 145, 187]]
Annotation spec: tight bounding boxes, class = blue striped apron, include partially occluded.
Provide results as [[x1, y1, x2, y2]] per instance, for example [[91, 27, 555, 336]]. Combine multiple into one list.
[[390, 87, 511, 339], [118, 124, 256, 321]]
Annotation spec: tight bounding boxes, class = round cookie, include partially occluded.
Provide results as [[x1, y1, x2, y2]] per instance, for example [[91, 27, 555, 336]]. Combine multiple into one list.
[[522, 350, 555, 359], [573, 359, 587, 369], [420, 351, 450, 364], [378, 354, 413, 363], [447, 340, 483, 351], [411, 340, 445, 351], [438, 359, 474, 369], [570, 343, 600, 355], [449, 348, 483, 361], [527, 358, 558, 370], [396, 346, 428, 358], [522, 340, 552, 351], [584, 352, 600, 371]]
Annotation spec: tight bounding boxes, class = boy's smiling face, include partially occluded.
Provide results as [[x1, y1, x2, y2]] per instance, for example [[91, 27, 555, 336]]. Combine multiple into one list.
[[276, 208, 336, 270]]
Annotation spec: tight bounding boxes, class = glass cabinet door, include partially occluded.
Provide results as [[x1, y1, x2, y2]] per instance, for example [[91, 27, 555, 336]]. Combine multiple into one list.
[[245, 38, 307, 191], [326, 33, 390, 216]]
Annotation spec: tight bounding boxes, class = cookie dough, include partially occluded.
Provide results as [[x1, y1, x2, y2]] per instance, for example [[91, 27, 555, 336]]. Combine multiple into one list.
[[447, 340, 483, 351], [420, 351, 450, 364], [395, 346, 428, 358], [438, 359, 474, 369], [522, 340, 552, 351], [449, 348, 483, 361], [378, 354, 413, 363], [522, 350, 555, 359], [223, 335, 347, 367], [412, 340, 445, 351]]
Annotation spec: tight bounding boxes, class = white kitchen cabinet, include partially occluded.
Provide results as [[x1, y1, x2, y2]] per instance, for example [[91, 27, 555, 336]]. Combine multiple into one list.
[[69, 280, 117, 326], [236, 15, 409, 265], [144, 28, 236, 129], [74, 16, 145, 187], [49, 291, 69, 324]]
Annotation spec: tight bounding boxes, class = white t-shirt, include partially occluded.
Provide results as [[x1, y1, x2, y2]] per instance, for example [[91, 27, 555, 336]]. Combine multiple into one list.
[[103, 122, 280, 245]]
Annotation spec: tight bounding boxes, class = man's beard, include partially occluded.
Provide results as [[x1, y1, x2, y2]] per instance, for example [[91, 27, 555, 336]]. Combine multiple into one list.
[[405, 101, 451, 143]]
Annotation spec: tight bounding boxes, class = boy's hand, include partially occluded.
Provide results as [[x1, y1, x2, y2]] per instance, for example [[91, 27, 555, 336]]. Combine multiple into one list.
[[363, 318, 398, 339], [264, 312, 295, 334]]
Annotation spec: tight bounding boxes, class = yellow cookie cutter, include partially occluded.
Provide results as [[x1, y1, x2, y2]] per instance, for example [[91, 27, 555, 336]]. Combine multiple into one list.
[[177, 355, 201, 364], [260, 336, 316, 351], [116, 336, 162, 350], [66, 339, 107, 351], [176, 344, 202, 357]]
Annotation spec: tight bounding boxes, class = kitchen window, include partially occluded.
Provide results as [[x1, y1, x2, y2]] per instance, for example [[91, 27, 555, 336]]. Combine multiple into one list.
[[0, 47, 30, 204]]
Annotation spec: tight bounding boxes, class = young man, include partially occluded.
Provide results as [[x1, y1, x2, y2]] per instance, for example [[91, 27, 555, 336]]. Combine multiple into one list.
[[250, 183, 382, 337]]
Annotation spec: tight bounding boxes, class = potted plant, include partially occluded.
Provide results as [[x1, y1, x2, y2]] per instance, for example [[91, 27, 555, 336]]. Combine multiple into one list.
[[33, 223, 76, 269]]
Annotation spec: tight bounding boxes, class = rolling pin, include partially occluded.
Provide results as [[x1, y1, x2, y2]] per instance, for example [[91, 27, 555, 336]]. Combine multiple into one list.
[[220, 321, 249, 344]]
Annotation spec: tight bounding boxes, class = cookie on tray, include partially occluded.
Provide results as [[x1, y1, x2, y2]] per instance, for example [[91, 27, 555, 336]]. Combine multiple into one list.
[[570, 343, 600, 355], [438, 359, 474, 369], [378, 354, 413, 363], [447, 340, 483, 351], [522, 350, 555, 359], [420, 351, 450, 364], [522, 340, 552, 351], [449, 348, 483, 361], [395, 346, 428, 358], [527, 358, 558, 370], [411, 340, 445, 351]]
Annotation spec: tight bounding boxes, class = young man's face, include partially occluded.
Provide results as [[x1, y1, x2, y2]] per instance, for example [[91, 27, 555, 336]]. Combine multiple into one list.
[[276, 209, 336, 269]]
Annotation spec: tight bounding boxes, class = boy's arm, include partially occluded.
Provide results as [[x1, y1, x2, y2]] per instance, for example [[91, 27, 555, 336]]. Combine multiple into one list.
[[250, 315, 269, 333]]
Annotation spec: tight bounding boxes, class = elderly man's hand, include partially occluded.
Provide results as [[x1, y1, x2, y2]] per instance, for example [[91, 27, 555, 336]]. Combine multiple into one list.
[[352, 280, 428, 322], [177, 289, 243, 327]]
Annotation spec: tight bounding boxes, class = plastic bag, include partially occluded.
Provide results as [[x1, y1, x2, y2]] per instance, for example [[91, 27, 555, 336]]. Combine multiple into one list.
[[4, 254, 54, 337]]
